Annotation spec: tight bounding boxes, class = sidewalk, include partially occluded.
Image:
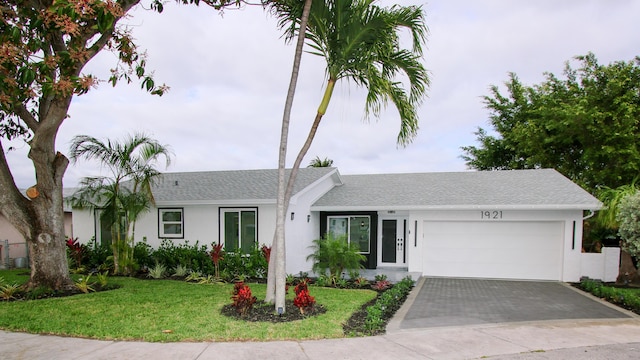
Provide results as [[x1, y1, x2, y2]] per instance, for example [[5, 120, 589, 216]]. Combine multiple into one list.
[[2, 318, 640, 360]]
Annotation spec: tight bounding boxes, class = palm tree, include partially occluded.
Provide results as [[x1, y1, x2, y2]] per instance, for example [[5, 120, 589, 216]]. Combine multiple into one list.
[[68, 133, 172, 274], [308, 156, 333, 167], [267, 0, 430, 311], [264, 0, 314, 309], [596, 180, 640, 230]]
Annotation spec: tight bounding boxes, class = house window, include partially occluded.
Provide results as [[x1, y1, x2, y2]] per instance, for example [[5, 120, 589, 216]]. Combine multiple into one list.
[[220, 208, 257, 254], [158, 208, 184, 238], [327, 216, 371, 254], [94, 208, 126, 247]]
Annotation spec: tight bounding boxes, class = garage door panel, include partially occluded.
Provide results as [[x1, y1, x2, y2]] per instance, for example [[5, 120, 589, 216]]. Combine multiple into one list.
[[423, 221, 564, 280]]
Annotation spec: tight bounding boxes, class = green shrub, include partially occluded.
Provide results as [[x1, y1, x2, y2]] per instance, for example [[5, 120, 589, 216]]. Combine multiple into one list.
[[84, 240, 112, 272], [133, 241, 155, 269], [218, 247, 267, 281], [153, 240, 214, 274], [363, 276, 415, 335], [579, 278, 640, 313], [306, 233, 366, 286]]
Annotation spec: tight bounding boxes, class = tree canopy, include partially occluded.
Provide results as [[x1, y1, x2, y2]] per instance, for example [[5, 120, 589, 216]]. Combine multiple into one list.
[[0, 0, 242, 290], [461, 53, 640, 194]]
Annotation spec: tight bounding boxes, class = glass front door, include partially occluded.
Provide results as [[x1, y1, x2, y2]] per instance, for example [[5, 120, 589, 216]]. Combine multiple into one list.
[[380, 218, 406, 266]]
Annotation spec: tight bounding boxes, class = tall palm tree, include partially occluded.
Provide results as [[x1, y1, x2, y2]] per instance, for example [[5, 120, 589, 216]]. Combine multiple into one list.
[[265, 0, 314, 309], [68, 133, 172, 274], [267, 0, 429, 311]]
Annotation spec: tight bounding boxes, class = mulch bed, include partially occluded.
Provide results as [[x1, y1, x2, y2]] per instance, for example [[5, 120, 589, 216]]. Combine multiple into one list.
[[220, 299, 326, 322], [2, 283, 120, 302]]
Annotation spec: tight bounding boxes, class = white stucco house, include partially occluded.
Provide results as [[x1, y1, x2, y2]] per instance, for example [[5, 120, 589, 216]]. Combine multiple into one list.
[[72, 167, 619, 282]]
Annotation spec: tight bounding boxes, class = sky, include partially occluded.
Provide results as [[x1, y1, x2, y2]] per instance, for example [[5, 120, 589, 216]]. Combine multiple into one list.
[[5, 0, 640, 189]]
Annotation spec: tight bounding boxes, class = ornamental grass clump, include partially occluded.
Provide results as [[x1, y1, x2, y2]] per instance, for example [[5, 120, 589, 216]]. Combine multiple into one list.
[[0, 277, 21, 300], [293, 279, 316, 315], [75, 275, 95, 294], [231, 282, 256, 316]]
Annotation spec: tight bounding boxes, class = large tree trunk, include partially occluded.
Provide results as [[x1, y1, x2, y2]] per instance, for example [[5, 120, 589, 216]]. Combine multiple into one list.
[[617, 250, 640, 285], [26, 111, 74, 290], [0, 102, 74, 291]]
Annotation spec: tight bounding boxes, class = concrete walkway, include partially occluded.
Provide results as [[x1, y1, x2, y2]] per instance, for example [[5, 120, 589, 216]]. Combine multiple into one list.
[[1, 278, 639, 359]]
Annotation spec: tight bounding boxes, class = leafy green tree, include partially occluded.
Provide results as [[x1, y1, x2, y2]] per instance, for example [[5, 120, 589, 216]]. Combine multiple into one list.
[[307, 156, 333, 167], [0, 0, 245, 290], [616, 191, 640, 283], [69, 133, 171, 274], [461, 53, 640, 194], [267, 0, 429, 312]]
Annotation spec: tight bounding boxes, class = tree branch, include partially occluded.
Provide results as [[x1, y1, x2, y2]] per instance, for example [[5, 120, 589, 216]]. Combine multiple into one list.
[[0, 140, 33, 239], [14, 103, 39, 131]]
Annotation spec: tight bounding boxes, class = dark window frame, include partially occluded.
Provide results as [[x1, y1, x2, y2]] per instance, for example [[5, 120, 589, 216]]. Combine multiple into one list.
[[218, 207, 259, 254], [158, 207, 185, 239]]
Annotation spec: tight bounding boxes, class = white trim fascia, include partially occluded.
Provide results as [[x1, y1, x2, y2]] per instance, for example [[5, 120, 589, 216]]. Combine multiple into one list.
[[291, 168, 343, 199], [311, 203, 603, 212]]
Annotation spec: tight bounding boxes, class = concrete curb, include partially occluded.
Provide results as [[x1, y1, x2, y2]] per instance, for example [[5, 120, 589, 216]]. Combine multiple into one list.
[[386, 276, 425, 333]]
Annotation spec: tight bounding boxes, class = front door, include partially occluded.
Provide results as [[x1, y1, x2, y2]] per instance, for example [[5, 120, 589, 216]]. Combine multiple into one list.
[[380, 218, 407, 266]]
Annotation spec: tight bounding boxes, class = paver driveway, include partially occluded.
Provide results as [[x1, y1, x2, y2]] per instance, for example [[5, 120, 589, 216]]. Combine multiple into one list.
[[398, 278, 632, 329]]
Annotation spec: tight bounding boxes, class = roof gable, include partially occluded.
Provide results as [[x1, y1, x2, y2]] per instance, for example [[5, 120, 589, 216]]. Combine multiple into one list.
[[312, 169, 602, 210]]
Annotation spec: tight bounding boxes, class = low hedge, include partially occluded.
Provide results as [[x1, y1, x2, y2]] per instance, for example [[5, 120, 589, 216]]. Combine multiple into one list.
[[364, 276, 415, 334], [579, 278, 640, 314]]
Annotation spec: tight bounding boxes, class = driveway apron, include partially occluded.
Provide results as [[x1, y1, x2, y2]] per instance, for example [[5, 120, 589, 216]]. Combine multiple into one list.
[[398, 278, 632, 329]]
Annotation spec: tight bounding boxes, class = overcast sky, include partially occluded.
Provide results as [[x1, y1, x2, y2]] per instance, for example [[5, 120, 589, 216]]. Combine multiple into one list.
[[5, 0, 639, 189]]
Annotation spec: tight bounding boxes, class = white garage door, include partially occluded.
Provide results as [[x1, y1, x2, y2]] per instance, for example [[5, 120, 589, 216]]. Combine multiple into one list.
[[423, 221, 564, 280]]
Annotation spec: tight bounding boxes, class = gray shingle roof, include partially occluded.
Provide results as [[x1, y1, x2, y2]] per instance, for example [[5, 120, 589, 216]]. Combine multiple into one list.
[[152, 167, 336, 203], [312, 169, 601, 210]]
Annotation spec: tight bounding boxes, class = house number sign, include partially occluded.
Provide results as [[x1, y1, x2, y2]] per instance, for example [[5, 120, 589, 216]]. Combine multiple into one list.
[[480, 210, 503, 219]]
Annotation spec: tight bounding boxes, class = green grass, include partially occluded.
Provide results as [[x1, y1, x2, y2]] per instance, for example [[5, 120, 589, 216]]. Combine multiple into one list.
[[0, 270, 376, 342]]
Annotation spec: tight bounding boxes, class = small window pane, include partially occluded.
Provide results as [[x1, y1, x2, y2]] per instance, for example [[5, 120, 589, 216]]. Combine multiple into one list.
[[350, 216, 370, 254], [328, 217, 348, 239], [240, 211, 256, 253], [162, 211, 182, 222], [224, 212, 240, 252], [164, 224, 182, 235]]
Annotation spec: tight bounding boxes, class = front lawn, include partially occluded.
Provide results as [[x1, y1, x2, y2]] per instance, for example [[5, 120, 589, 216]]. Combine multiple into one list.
[[0, 270, 377, 342]]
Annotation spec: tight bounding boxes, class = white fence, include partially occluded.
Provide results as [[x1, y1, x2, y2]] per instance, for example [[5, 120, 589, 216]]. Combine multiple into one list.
[[581, 247, 620, 282]]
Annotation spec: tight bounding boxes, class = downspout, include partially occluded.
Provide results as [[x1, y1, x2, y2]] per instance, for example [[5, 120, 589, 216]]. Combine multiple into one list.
[[582, 209, 595, 220]]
